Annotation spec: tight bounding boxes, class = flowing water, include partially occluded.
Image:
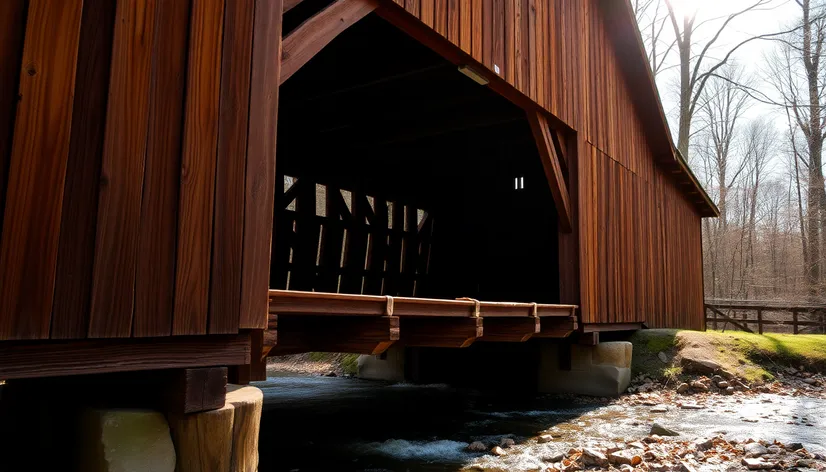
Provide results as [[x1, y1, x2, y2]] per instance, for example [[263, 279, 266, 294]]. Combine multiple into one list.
[[256, 374, 826, 471]]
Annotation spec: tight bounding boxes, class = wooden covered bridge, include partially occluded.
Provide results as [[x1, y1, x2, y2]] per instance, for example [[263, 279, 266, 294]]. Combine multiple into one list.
[[0, 0, 716, 389]]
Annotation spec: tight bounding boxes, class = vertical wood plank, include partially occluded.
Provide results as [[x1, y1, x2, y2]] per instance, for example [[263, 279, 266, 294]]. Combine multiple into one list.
[[471, 0, 482, 61], [173, 0, 225, 336], [405, 0, 419, 18], [133, 0, 191, 337], [0, 0, 84, 340], [447, 0, 459, 44], [210, 0, 254, 334], [0, 0, 28, 242], [421, 0, 434, 27], [88, 0, 157, 338], [459, 0, 471, 53], [434, 0, 447, 36], [51, 0, 117, 339], [239, 0, 284, 330], [504, 0, 514, 84], [491, 0, 504, 76], [482, 0, 492, 69]]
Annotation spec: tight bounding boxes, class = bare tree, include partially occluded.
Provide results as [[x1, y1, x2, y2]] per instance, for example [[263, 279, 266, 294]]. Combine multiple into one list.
[[634, 0, 677, 78], [765, 0, 826, 298]]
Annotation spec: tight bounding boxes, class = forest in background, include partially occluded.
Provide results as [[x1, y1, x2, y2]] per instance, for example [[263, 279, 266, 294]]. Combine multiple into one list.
[[634, 0, 826, 302]]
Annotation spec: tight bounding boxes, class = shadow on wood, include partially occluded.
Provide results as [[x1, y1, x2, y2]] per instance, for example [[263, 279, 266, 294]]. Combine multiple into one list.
[[398, 317, 483, 348], [478, 317, 540, 342], [269, 315, 399, 355]]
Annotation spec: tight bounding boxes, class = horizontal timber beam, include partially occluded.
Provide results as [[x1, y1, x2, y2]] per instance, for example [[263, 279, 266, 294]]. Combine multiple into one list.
[[0, 335, 251, 380], [280, 0, 379, 85], [534, 316, 578, 338], [581, 322, 643, 333], [269, 315, 399, 355], [527, 111, 572, 232], [398, 317, 483, 348], [477, 317, 540, 343]]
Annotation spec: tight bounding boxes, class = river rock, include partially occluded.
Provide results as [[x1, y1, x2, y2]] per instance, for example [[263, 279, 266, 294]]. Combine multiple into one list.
[[694, 438, 713, 451], [690, 380, 709, 392], [742, 457, 775, 470], [650, 423, 680, 436], [676, 383, 690, 394], [608, 449, 643, 466], [724, 386, 735, 395], [490, 446, 506, 456], [582, 448, 609, 467], [658, 352, 669, 364], [650, 404, 668, 413], [500, 438, 515, 448], [537, 434, 554, 444], [786, 442, 804, 451], [681, 356, 721, 375], [679, 460, 698, 472], [542, 452, 565, 463], [744, 442, 768, 458], [716, 380, 729, 389], [803, 377, 818, 385], [467, 441, 487, 452]]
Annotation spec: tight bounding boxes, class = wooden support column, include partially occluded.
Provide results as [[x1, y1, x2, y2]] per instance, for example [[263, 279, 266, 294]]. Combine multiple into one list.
[[280, 0, 379, 84]]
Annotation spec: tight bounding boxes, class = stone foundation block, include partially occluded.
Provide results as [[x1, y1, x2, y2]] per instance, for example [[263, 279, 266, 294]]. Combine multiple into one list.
[[357, 344, 406, 382], [538, 341, 633, 396], [78, 409, 176, 472]]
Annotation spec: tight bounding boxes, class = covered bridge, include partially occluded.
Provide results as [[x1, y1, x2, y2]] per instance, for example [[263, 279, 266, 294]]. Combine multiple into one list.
[[0, 0, 716, 382]]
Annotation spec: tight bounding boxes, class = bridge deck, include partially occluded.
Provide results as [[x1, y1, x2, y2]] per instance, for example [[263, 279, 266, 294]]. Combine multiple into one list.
[[266, 290, 578, 357]]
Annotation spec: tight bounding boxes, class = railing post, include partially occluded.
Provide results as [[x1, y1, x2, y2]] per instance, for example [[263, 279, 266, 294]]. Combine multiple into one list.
[[756, 309, 763, 335], [792, 310, 798, 335]]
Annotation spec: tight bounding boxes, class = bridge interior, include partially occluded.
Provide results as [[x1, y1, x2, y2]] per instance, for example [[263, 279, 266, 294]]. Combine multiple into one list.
[[268, 14, 576, 357]]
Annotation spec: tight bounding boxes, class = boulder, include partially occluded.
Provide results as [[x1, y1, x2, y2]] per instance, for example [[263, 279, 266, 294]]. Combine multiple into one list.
[[78, 409, 176, 472], [650, 423, 680, 436], [681, 357, 721, 375], [467, 441, 487, 452]]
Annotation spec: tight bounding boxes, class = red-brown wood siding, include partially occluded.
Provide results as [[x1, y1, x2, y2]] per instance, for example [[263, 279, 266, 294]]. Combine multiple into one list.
[[384, 0, 706, 329], [0, 0, 280, 340]]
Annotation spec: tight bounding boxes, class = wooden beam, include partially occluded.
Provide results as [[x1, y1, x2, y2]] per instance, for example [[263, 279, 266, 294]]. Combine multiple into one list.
[[280, 0, 379, 84], [0, 335, 251, 380], [399, 317, 483, 348], [478, 317, 540, 342], [534, 316, 578, 338], [526, 111, 572, 232], [581, 322, 643, 333], [269, 315, 398, 355]]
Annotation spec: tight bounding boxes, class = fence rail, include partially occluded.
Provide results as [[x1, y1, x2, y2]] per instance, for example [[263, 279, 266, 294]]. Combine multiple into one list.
[[704, 300, 826, 335]]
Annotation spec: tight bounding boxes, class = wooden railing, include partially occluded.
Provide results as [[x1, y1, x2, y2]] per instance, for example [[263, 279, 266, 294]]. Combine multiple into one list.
[[705, 300, 826, 334]]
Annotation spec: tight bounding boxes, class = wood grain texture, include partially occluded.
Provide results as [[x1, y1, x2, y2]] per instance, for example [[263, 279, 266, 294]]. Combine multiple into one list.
[[280, 0, 379, 85], [173, 0, 225, 336], [527, 111, 571, 232], [133, 0, 191, 337], [226, 385, 264, 472], [0, 334, 251, 380], [239, 0, 284, 330], [0, 0, 84, 340], [51, 0, 117, 339], [210, 0, 254, 335], [0, 0, 28, 242], [88, 0, 158, 338], [169, 402, 235, 472]]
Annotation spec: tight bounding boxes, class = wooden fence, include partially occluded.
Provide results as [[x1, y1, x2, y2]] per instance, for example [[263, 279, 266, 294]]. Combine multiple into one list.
[[705, 300, 826, 335]]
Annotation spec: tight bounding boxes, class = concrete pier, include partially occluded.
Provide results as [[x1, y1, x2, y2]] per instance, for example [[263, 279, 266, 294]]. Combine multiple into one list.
[[537, 341, 632, 396]]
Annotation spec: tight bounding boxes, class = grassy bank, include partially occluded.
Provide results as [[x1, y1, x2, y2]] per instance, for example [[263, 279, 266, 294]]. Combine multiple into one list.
[[631, 329, 826, 382]]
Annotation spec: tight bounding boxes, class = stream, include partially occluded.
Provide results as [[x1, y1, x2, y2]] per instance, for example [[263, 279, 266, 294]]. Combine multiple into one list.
[[255, 374, 826, 471]]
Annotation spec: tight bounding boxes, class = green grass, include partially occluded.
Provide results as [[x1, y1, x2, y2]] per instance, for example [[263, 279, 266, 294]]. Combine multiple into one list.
[[630, 328, 826, 383]]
